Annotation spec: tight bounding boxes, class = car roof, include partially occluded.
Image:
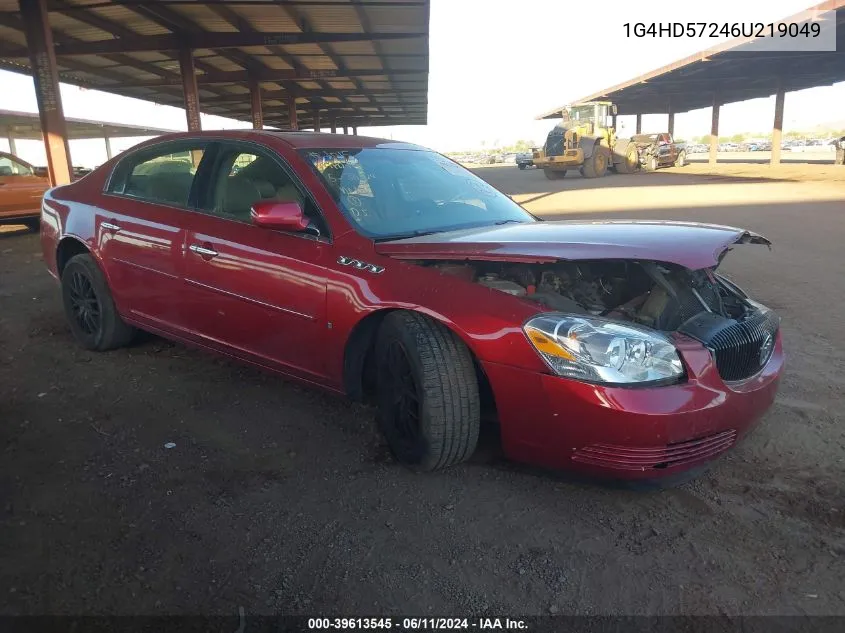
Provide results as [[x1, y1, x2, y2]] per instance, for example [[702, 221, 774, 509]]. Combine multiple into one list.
[[0, 150, 34, 167], [127, 129, 428, 152]]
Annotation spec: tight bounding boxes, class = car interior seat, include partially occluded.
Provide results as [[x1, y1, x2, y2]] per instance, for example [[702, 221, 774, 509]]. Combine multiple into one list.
[[219, 176, 262, 221]]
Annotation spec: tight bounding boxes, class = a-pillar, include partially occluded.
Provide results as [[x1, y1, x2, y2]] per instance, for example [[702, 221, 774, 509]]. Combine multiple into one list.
[[771, 80, 785, 166], [635, 114, 642, 134], [179, 47, 201, 132], [709, 93, 720, 167], [104, 135, 114, 160], [288, 99, 298, 131], [19, 0, 72, 185], [313, 108, 321, 132], [249, 79, 263, 130]]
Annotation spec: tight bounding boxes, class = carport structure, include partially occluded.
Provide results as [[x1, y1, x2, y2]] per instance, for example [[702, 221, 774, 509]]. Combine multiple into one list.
[[0, 0, 430, 185], [537, 0, 845, 166], [1, 107, 176, 161]]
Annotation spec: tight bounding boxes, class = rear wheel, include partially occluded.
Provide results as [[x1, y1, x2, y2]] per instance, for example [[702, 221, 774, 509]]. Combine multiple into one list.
[[543, 168, 566, 180], [375, 311, 480, 472], [581, 146, 610, 178], [61, 254, 136, 351], [674, 151, 687, 167]]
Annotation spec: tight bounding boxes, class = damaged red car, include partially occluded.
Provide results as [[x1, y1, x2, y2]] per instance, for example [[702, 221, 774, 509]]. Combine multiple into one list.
[[39, 131, 783, 482]]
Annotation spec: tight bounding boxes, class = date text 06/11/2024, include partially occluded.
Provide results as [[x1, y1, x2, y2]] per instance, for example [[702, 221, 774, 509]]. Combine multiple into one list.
[[623, 22, 821, 38], [307, 618, 529, 630]]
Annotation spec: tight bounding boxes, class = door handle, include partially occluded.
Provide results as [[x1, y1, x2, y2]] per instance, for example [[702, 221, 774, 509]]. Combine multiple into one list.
[[102, 221, 121, 232], [189, 244, 219, 258]]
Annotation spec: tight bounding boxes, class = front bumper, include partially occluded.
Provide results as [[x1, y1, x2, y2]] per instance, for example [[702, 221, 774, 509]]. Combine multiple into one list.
[[534, 151, 584, 169], [481, 332, 784, 480]]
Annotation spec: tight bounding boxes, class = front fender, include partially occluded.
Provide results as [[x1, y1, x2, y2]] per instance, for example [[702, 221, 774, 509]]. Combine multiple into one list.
[[324, 247, 550, 388], [579, 136, 601, 159]]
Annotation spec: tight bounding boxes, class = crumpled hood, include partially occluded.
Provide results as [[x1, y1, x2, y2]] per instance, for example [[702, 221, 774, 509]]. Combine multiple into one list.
[[375, 220, 771, 270]]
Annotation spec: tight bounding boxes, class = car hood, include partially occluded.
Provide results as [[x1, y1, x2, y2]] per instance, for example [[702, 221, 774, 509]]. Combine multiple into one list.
[[374, 220, 771, 270]]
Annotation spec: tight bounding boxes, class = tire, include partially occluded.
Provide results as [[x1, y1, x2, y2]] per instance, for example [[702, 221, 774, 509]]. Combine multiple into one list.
[[674, 151, 687, 167], [61, 253, 136, 351], [543, 168, 566, 180], [644, 153, 658, 172], [581, 146, 610, 178], [375, 311, 480, 472], [22, 218, 40, 232], [614, 142, 639, 174], [518, 163, 526, 170]]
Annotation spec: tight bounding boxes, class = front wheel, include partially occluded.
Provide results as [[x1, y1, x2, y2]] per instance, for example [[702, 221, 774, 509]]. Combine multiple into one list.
[[518, 163, 526, 170], [674, 151, 687, 167], [614, 142, 639, 174], [61, 253, 136, 351], [644, 153, 658, 171], [375, 311, 480, 472], [581, 146, 610, 178]]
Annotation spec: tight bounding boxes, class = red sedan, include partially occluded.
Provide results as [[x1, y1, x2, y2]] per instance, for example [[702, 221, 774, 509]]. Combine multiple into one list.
[[39, 131, 783, 482]]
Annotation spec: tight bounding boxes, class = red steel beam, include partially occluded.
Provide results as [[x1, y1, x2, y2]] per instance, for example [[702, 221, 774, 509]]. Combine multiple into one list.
[[120, 68, 423, 88], [19, 0, 72, 185], [52, 32, 425, 56], [771, 80, 785, 166], [288, 99, 298, 131], [249, 78, 263, 130], [179, 47, 201, 132]]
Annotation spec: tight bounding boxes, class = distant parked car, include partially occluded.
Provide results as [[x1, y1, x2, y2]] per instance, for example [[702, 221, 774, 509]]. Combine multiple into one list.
[[0, 151, 51, 230], [516, 152, 535, 169]]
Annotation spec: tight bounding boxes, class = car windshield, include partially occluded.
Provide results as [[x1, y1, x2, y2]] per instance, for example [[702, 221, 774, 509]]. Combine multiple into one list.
[[300, 147, 535, 240]]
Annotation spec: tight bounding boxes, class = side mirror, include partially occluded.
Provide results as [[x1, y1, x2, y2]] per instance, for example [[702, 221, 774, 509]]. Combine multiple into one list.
[[250, 200, 309, 232]]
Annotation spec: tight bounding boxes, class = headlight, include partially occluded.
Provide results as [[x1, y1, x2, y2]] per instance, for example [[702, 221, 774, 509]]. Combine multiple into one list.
[[523, 314, 684, 385]]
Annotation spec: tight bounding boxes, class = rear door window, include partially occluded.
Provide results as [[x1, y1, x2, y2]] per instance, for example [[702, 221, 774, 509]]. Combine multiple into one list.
[[107, 141, 208, 208]]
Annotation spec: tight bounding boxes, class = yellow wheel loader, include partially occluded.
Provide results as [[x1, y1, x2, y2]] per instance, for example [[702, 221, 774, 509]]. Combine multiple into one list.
[[532, 102, 639, 180]]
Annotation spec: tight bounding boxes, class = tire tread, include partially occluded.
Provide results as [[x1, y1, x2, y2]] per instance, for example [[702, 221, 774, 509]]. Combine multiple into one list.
[[378, 311, 480, 471]]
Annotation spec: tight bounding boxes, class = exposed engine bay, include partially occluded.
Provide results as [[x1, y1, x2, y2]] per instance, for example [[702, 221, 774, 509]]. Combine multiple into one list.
[[427, 259, 754, 332]]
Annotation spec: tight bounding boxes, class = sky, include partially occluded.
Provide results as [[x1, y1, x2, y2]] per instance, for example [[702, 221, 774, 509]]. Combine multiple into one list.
[[2, 0, 843, 166]]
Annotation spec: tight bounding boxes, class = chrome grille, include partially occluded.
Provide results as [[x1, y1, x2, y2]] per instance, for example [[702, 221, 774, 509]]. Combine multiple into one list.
[[709, 310, 780, 381]]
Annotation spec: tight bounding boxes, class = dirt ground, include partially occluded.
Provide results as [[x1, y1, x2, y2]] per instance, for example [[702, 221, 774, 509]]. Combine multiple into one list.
[[1, 165, 844, 617]]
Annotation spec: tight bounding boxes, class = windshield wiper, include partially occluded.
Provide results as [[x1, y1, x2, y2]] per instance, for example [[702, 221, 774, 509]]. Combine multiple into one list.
[[493, 219, 523, 225], [374, 229, 444, 242]]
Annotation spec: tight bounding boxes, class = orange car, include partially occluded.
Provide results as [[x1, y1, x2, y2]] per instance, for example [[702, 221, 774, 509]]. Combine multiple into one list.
[[0, 151, 50, 230]]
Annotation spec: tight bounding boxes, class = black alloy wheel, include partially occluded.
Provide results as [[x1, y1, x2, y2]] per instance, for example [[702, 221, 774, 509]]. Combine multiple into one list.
[[61, 253, 136, 351], [382, 340, 423, 459], [67, 269, 101, 336]]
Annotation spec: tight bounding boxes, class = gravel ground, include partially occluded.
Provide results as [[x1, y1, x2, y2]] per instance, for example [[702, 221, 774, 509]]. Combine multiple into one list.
[[1, 167, 844, 617]]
